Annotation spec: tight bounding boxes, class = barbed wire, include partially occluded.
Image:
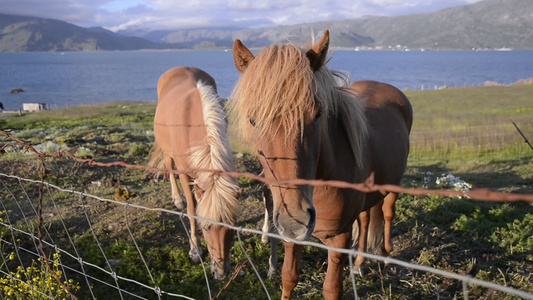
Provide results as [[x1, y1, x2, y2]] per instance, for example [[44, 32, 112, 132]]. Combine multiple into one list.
[[1, 130, 532, 203]]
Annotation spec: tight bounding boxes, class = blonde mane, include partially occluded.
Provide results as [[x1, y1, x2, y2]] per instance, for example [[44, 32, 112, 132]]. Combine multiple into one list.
[[190, 82, 239, 227], [230, 43, 368, 169]]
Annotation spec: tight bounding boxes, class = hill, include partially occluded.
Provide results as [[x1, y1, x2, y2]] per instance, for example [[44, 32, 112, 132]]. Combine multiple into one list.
[[0, 14, 176, 52], [123, 0, 533, 50], [1, 0, 531, 52]]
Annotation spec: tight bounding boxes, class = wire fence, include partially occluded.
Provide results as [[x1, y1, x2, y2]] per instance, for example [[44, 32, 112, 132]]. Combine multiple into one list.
[[0, 130, 532, 299]]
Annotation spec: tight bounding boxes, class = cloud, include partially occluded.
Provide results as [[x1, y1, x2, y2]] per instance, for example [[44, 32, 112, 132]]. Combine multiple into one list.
[[2, 0, 484, 32], [105, 16, 159, 32], [227, 0, 296, 11], [2, 0, 106, 27]]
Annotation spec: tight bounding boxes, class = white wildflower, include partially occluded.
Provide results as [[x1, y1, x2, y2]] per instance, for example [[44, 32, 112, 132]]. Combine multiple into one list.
[[436, 173, 472, 192]]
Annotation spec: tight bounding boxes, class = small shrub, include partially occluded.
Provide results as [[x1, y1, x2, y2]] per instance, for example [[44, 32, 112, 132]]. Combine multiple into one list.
[[127, 143, 150, 158], [0, 252, 81, 299], [490, 213, 533, 255], [33, 141, 69, 154], [74, 146, 95, 158]]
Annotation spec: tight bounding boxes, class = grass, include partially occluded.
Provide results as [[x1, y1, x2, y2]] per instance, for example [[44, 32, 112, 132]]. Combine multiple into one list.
[[404, 84, 532, 193], [0, 85, 532, 299]]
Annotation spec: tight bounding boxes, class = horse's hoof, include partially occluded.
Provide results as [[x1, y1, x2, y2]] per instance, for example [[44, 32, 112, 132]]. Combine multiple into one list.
[[173, 196, 185, 210], [383, 263, 397, 276], [352, 265, 365, 277], [267, 267, 277, 279], [189, 248, 202, 265], [190, 254, 201, 264], [261, 234, 269, 244]]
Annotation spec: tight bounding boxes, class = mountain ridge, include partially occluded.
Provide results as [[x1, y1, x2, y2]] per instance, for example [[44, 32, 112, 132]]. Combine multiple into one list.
[[1, 0, 531, 52], [0, 14, 175, 52]]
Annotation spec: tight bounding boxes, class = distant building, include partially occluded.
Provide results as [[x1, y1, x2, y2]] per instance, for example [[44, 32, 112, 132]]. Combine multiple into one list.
[[23, 103, 48, 112]]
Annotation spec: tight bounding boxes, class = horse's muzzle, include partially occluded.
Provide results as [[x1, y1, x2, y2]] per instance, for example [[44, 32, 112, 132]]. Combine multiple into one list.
[[275, 207, 315, 241], [211, 258, 230, 280]]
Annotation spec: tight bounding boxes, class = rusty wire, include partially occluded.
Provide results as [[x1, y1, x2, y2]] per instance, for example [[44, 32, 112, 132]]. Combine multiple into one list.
[[1, 129, 532, 203]]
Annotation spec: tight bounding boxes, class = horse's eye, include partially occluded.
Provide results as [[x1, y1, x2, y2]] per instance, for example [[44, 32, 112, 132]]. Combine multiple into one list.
[[314, 109, 322, 122], [249, 117, 256, 127]]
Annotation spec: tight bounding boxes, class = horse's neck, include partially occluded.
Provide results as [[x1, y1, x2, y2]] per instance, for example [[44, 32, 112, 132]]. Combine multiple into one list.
[[316, 116, 367, 182]]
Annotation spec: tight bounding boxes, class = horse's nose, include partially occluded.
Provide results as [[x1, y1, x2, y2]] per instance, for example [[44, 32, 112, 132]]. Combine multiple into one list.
[[307, 207, 316, 229], [276, 207, 315, 241], [212, 269, 226, 280], [211, 258, 229, 280]]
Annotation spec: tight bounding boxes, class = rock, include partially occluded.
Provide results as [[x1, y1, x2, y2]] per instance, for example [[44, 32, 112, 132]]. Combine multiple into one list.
[[511, 78, 533, 85], [10, 88, 24, 94], [484, 81, 502, 86]]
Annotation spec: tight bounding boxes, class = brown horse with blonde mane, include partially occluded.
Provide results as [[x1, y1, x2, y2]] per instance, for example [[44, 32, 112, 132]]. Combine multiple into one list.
[[230, 30, 412, 299], [150, 66, 239, 280]]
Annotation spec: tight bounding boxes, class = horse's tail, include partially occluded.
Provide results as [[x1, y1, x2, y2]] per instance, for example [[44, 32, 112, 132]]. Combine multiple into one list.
[[148, 141, 168, 183], [148, 140, 166, 175], [352, 200, 385, 252], [367, 200, 385, 252], [190, 82, 239, 227]]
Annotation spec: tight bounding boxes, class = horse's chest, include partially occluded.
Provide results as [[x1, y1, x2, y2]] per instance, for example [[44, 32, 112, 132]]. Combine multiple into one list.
[[313, 186, 364, 230]]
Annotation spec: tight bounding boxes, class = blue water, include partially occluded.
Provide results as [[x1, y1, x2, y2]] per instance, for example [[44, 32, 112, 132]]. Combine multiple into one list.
[[0, 50, 532, 111]]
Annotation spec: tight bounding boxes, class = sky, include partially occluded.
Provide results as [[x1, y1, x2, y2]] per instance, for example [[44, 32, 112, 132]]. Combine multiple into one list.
[[3, 0, 484, 32]]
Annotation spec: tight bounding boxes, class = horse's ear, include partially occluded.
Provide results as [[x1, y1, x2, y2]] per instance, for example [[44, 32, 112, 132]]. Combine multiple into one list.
[[233, 39, 255, 73], [306, 29, 330, 72]]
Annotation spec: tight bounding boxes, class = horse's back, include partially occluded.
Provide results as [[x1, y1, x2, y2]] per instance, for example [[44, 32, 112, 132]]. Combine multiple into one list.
[[351, 80, 413, 131], [350, 80, 412, 188], [154, 67, 212, 169], [157, 66, 217, 96]]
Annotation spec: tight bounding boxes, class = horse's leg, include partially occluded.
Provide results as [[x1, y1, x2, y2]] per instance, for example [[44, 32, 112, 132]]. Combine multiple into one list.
[[268, 237, 278, 279], [164, 155, 185, 210], [381, 192, 397, 255], [353, 209, 369, 276], [323, 232, 351, 300], [179, 172, 202, 264], [262, 186, 278, 278], [261, 186, 272, 244], [281, 242, 303, 300], [261, 208, 269, 243]]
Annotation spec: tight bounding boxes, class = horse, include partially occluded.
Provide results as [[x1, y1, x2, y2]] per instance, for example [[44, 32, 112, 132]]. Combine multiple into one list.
[[349, 80, 413, 274], [230, 30, 412, 299], [149, 66, 240, 280]]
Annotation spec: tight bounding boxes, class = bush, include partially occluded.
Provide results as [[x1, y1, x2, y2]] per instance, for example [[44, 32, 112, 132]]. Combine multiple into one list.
[[0, 252, 81, 299]]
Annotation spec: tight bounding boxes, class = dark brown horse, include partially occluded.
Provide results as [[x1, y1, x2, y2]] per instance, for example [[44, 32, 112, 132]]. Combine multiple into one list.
[[230, 30, 412, 299], [349, 80, 413, 274], [150, 66, 240, 279]]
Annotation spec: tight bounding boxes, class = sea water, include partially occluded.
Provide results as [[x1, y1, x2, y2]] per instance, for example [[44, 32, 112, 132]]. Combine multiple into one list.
[[0, 50, 531, 111]]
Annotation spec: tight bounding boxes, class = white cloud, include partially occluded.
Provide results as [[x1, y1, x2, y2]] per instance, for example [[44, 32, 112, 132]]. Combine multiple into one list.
[[106, 16, 159, 32], [227, 0, 296, 11], [2, 0, 485, 31]]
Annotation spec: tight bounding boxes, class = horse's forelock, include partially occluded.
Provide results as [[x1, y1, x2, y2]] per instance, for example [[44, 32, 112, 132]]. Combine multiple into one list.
[[231, 44, 330, 142]]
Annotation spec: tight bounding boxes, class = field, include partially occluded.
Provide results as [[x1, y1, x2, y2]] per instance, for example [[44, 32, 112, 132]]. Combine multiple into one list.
[[0, 84, 532, 299]]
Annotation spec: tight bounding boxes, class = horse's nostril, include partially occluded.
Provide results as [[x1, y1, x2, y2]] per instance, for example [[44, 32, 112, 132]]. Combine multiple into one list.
[[307, 208, 316, 225]]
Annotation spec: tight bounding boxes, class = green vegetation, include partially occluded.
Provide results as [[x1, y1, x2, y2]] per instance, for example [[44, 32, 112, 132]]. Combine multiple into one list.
[[0, 85, 531, 299], [406, 85, 532, 160], [0, 243, 81, 299]]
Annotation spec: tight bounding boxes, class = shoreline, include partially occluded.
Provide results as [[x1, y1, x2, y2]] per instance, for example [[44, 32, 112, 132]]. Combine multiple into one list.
[[2, 83, 532, 117]]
